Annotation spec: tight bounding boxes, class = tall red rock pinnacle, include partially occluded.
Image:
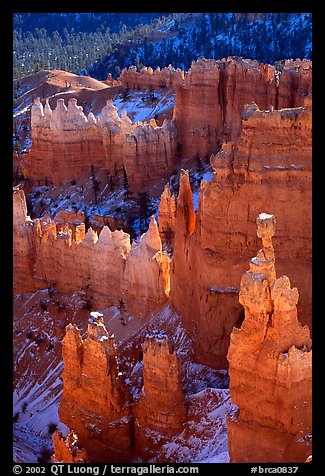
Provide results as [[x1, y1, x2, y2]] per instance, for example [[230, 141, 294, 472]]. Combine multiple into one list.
[[158, 182, 177, 251], [134, 331, 186, 458], [59, 313, 133, 462], [227, 213, 312, 463], [176, 169, 196, 237], [135, 331, 186, 432]]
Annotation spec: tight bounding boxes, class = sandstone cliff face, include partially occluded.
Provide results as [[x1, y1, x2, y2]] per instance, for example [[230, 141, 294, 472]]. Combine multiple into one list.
[[24, 59, 311, 194], [14, 190, 170, 317], [59, 314, 133, 462], [170, 100, 311, 369], [24, 97, 179, 192], [227, 213, 312, 463], [277, 59, 312, 109], [51, 431, 88, 463], [173, 57, 311, 160]]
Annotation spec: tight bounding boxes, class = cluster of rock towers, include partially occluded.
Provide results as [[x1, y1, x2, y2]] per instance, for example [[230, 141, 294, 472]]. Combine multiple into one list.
[[53, 213, 311, 463]]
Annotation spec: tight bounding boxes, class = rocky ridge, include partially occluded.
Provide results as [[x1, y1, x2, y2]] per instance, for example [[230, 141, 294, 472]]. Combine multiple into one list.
[[24, 97, 178, 192], [13, 188, 170, 316], [119, 64, 184, 91], [20, 58, 311, 195]]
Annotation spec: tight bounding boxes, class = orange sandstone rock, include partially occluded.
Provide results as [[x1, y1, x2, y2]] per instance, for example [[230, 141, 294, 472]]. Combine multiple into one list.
[[13, 188, 36, 292], [277, 59, 312, 109], [173, 57, 311, 160], [227, 213, 312, 463], [136, 331, 186, 431], [119, 65, 184, 91], [59, 314, 133, 462], [23, 59, 311, 194], [172, 57, 276, 159], [13, 190, 170, 317], [51, 430, 88, 463], [134, 332, 186, 457], [170, 100, 311, 369], [158, 182, 177, 251], [24, 97, 179, 192]]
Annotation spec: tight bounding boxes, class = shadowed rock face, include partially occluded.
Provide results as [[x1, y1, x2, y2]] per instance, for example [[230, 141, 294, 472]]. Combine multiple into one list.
[[59, 315, 133, 462], [227, 213, 312, 463], [58, 318, 187, 463], [13, 191, 170, 317], [170, 98, 311, 369]]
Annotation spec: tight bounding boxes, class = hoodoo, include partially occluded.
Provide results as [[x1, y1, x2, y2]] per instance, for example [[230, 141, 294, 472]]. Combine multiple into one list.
[[135, 331, 186, 456], [59, 313, 133, 462], [51, 431, 88, 463], [227, 213, 312, 462]]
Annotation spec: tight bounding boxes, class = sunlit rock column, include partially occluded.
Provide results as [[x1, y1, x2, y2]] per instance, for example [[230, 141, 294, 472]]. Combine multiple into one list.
[[227, 213, 312, 463]]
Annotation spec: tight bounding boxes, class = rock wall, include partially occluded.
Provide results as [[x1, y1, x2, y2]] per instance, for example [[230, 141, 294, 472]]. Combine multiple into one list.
[[14, 190, 170, 317], [170, 99, 312, 368], [277, 59, 312, 109], [172, 57, 312, 159], [227, 213, 312, 463], [24, 97, 178, 192], [59, 314, 133, 462]]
